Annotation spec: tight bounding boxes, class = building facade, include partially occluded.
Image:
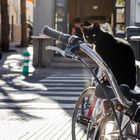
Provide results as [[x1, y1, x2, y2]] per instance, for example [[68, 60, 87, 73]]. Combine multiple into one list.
[[0, 0, 33, 42], [33, 0, 140, 38]]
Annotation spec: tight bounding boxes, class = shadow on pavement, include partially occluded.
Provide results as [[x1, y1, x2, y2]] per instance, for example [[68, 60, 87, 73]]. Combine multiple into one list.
[[0, 43, 90, 121]]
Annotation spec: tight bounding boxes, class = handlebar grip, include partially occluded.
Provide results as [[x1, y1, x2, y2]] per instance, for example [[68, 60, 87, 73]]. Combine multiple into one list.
[[42, 26, 71, 44]]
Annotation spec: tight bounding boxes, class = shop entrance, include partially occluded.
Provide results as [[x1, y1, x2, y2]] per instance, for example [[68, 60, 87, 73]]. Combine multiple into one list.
[[68, 0, 126, 37], [54, 0, 126, 37]]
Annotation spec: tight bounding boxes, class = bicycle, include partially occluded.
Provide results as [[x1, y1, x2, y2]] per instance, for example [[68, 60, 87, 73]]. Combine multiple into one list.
[[42, 26, 140, 140]]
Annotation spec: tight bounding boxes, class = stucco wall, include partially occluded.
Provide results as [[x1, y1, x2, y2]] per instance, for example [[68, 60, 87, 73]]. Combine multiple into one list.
[[33, 0, 55, 35], [32, 0, 55, 66]]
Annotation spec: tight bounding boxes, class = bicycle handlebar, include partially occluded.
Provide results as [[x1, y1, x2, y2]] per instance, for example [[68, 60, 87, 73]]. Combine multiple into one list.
[[42, 25, 132, 108], [43, 26, 71, 44]]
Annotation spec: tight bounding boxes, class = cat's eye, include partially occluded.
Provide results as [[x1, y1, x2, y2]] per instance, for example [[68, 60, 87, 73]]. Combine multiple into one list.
[[92, 34, 96, 37], [85, 36, 89, 38]]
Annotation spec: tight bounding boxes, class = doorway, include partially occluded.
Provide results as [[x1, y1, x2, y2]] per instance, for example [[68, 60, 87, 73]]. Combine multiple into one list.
[[68, 0, 126, 37]]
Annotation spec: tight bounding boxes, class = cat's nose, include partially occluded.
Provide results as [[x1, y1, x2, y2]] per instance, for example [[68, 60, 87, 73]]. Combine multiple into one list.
[[92, 34, 96, 37]]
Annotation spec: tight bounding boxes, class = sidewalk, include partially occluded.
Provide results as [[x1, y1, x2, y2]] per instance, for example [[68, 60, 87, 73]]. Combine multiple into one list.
[[0, 42, 34, 74], [0, 43, 90, 140]]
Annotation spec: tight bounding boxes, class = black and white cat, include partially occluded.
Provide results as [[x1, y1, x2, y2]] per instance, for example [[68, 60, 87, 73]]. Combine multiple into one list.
[[81, 22, 136, 90]]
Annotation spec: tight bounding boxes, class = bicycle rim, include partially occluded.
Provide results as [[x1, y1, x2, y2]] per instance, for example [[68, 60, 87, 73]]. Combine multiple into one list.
[[72, 86, 100, 140]]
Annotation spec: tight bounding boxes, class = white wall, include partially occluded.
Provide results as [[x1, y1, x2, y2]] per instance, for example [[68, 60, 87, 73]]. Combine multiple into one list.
[[129, 0, 140, 26], [0, 0, 33, 42], [33, 0, 55, 35], [8, 0, 20, 24], [136, 0, 140, 23]]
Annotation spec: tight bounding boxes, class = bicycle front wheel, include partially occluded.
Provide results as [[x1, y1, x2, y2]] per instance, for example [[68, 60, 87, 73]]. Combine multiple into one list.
[[72, 86, 101, 140]]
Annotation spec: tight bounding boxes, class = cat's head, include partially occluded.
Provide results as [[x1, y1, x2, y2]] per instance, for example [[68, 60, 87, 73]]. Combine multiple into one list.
[[81, 22, 101, 44]]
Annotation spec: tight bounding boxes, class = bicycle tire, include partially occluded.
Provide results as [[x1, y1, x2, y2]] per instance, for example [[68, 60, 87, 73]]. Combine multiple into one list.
[[72, 86, 101, 140]]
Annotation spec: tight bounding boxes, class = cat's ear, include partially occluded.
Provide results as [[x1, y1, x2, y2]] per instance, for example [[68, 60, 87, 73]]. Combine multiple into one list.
[[80, 26, 88, 32], [80, 26, 85, 33], [93, 22, 100, 30], [81, 24, 93, 31]]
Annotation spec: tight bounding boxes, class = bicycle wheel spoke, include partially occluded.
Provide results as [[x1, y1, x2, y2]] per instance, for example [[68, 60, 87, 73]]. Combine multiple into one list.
[[72, 87, 100, 140]]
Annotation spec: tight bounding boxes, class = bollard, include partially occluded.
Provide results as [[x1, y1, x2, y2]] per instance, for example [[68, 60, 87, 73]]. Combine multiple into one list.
[[22, 52, 30, 76]]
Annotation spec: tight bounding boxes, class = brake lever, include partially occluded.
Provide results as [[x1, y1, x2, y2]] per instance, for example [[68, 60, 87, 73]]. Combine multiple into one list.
[[64, 46, 79, 60], [46, 46, 65, 57], [64, 35, 83, 60], [45, 45, 79, 60]]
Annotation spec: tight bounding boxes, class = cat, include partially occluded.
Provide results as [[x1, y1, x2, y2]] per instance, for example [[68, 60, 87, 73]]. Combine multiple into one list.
[[81, 22, 136, 90]]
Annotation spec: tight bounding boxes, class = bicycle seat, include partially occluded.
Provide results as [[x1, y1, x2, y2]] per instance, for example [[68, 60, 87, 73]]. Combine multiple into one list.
[[95, 84, 140, 102]]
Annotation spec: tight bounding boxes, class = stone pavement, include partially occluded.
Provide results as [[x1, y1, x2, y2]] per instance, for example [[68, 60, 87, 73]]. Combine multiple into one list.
[[0, 43, 91, 140]]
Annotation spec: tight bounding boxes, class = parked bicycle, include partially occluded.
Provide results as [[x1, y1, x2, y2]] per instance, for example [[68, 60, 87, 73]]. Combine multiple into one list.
[[42, 26, 140, 140]]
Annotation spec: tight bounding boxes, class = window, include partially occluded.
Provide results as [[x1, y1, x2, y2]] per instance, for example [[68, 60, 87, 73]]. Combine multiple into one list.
[[55, 0, 68, 33], [115, 0, 125, 36]]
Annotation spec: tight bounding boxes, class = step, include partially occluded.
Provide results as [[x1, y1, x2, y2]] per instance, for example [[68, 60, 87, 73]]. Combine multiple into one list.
[[50, 56, 97, 68], [52, 56, 94, 63]]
